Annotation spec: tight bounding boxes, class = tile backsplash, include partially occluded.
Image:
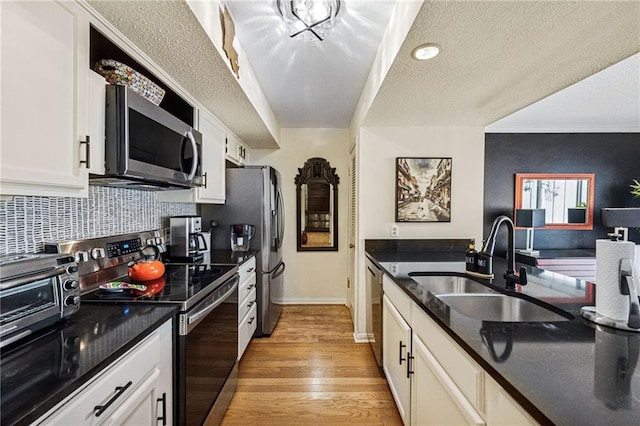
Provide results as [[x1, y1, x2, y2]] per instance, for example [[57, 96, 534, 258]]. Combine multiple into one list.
[[0, 186, 197, 254]]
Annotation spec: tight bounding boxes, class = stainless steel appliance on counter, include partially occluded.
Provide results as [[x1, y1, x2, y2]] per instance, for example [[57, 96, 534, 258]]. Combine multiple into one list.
[[169, 215, 209, 262], [0, 253, 80, 349], [202, 166, 285, 336], [365, 255, 383, 367], [45, 231, 238, 426], [90, 85, 203, 191]]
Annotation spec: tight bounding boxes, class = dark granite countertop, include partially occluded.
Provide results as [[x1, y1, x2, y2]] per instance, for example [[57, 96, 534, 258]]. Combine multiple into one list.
[[366, 240, 640, 426], [205, 249, 257, 266], [0, 304, 178, 425]]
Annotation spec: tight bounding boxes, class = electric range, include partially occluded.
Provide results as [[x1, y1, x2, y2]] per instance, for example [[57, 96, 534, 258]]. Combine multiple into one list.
[[46, 230, 240, 426], [81, 262, 237, 311]]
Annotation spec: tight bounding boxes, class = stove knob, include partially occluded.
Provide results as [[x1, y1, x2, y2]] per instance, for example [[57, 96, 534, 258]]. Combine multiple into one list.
[[63, 279, 79, 291], [90, 247, 105, 260], [66, 265, 79, 274], [155, 237, 164, 245], [75, 251, 89, 263], [64, 295, 80, 307], [146, 238, 155, 246]]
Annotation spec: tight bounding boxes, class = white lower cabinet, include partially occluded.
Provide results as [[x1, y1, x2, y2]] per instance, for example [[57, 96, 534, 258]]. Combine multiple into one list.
[[383, 295, 412, 425], [382, 274, 537, 426], [411, 334, 485, 426], [238, 256, 257, 359], [485, 377, 538, 425], [36, 319, 173, 425]]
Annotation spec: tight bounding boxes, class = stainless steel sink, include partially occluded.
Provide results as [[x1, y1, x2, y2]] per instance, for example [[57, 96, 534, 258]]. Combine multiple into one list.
[[437, 293, 573, 322], [409, 275, 495, 295]]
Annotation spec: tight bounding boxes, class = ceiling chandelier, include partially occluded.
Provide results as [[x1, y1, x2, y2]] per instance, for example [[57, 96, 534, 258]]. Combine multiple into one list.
[[277, 0, 341, 42]]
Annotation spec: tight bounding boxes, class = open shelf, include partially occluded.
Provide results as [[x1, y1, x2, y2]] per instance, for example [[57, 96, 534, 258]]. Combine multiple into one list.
[[90, 26, 194, 126]]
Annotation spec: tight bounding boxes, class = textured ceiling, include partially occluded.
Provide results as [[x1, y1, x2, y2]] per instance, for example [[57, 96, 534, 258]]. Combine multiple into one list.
[[487, 53, 640, 133], [87, 1, 640, 148], [86, 0, 278, 149], [363, 0, 640, 127]]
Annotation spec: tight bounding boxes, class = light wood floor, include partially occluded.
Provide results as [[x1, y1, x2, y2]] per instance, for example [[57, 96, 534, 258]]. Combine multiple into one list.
[[219, 305, 402, 425]]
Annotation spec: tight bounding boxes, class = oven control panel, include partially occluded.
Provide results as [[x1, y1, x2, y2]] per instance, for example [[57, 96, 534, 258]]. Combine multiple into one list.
[[106, 238, 142, 258]]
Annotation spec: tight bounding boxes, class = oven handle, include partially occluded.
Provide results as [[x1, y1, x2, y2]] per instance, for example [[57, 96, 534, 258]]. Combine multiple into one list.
[[184, 276, 238, 334], [0, 266, 67, 291]]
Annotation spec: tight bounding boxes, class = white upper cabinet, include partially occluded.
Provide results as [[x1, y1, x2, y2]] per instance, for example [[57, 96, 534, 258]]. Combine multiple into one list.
[[225, 132, 249, 166], [1, 0, 92, 197], [158, 109, 226, 204]]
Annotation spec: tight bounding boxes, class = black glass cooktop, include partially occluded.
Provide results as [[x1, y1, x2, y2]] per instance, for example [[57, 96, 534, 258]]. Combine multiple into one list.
[[82, 263, 237, 311]]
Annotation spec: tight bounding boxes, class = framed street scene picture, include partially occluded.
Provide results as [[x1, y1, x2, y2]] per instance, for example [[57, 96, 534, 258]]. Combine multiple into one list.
[[395, 157, 452, 222]]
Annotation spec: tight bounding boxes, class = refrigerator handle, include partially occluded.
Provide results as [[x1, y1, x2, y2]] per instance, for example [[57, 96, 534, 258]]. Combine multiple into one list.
[[276, 186, 285, 249], [261, 259, 284, 275], [271, 261, 285, 279]]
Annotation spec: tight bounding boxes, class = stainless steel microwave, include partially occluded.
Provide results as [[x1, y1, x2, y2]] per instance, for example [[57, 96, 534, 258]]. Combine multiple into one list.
[[91, 85, 203, 190]]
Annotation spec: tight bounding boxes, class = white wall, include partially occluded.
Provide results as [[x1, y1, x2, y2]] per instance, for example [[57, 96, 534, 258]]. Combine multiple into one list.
[[359, 127, 486, 241], [251, 128, 350, 304], [354, 126, 486, 335]]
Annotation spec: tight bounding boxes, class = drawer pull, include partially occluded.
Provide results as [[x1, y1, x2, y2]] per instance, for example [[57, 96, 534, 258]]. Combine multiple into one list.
[[247, 267, 255, 273], [248, 300, 255, 308], [248, 316, 255, 325], [157, 392, 167, 425], [399, 341, 406, 365], [94, 381, 133, 417], [246, 283, 255, 290]]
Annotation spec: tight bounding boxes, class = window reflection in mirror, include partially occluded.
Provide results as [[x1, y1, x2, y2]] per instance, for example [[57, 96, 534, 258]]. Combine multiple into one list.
[[295, 158, 339, 251], [515, 173, 595, 230]]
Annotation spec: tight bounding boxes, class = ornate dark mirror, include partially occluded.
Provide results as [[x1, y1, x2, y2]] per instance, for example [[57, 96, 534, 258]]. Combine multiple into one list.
[[295, 157, 339, 251], [515, 173, 595, 230]]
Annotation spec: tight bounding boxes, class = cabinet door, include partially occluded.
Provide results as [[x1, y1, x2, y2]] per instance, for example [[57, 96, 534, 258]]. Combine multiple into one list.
[[383, 295, 411, 425], [225, 133, 241, 164], [485, 377, 537, 425], [411, 334, 485, 426], [197, 110, 226, 202], [37, 320, 172, 425], [103, 368, 161, 425], [1, 0, 89, 197]]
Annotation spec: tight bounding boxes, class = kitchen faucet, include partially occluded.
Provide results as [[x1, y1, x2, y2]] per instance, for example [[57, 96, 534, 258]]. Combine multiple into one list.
[[479, 215, 528, 289]]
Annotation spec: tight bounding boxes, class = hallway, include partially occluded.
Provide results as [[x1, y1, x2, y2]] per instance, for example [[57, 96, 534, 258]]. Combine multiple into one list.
[[220, 305, 402, 425]]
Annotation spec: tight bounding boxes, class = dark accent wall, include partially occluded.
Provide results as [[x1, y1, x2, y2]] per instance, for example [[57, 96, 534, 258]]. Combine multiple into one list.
[[484, 133, 640, 252]]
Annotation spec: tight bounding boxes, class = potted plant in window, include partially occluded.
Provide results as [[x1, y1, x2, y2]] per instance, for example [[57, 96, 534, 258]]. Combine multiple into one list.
[[631, 179, 640, 199]]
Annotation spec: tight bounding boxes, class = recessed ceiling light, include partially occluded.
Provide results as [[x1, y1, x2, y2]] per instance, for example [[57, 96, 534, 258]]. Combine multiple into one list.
[[412, 43, 440, 61]]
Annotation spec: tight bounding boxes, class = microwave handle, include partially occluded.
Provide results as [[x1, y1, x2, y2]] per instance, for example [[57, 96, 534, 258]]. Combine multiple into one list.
[[185, 130, 199, 181]]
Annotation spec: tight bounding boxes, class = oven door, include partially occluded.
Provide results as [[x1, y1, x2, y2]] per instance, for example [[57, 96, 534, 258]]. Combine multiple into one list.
[[176, 275, 239, 426]]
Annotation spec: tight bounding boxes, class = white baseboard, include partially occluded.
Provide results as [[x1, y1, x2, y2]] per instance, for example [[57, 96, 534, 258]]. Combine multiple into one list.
[[353, 332, 370, 343], [277, 298, 347, 305]]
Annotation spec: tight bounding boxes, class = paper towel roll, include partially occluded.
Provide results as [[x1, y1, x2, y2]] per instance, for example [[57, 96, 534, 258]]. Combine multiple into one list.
[[596, 239, 636, 321]]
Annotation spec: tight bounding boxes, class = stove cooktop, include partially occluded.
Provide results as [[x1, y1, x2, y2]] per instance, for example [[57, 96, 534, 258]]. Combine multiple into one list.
[[82, 263, 238, 311]]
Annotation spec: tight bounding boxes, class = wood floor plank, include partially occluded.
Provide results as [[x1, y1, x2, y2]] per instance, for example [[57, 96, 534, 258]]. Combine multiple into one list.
[[216, 305, 402, 425]]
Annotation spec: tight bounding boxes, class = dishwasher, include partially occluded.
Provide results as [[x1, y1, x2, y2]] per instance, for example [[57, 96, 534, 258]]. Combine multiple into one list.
[[365, 255, 383, 367]]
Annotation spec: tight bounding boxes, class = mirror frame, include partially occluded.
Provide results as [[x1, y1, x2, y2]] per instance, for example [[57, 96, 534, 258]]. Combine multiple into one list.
[[514, 173, 595, 230], [295, 157, 340, 251]]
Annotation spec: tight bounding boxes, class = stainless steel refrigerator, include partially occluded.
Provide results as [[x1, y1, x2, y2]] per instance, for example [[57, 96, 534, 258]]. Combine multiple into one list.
[[201, 166, 285, 336]]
